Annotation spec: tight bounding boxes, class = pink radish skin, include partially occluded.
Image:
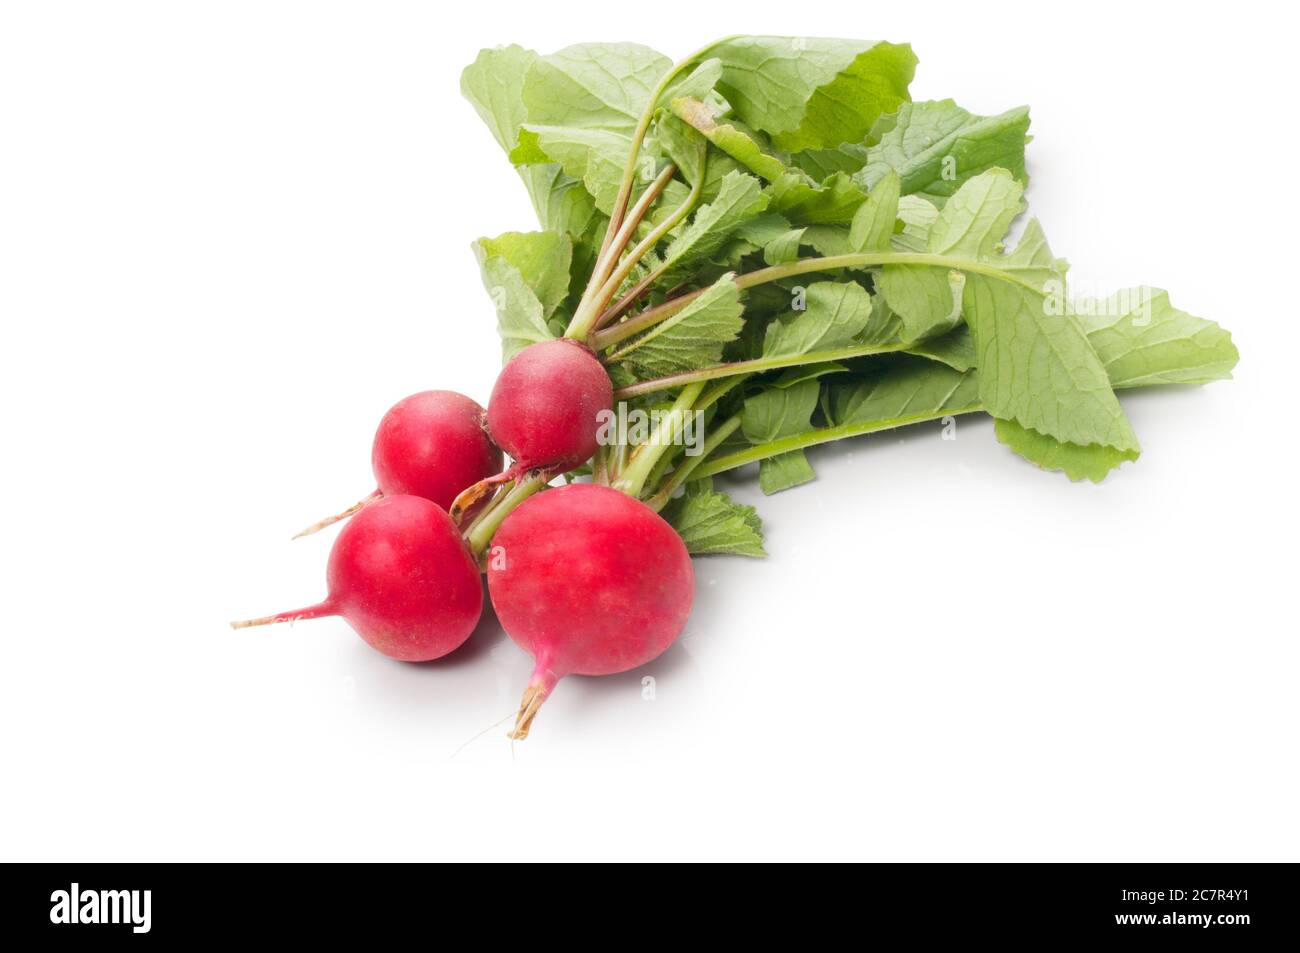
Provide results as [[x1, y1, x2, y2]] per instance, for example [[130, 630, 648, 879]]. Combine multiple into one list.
[[295, 390, 502, 538], [487, 339, 613, 471], [487, 484, 695, 738], [235, 495, 483, 662]]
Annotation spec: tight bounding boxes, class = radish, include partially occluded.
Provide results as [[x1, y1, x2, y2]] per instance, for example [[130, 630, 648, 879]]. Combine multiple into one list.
[[294, 390, 502, 538], [487, 339, 613, 471], [486, 484, 695, 738], [234, 495, 483, 662]]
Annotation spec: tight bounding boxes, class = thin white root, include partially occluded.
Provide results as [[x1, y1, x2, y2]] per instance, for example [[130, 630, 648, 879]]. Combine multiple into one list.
[[292, 490, 382, 539]]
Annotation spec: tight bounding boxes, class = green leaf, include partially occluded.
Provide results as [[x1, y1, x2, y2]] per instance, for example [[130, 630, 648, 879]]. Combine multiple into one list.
[[823, 355, 1127, 485], [801, 224, 853, 257], [663, 58, 723, 105], [824, 357, 980, 427], [763, 228, 807, 265], [511, 125, 636, 214], [732, 213, 794, 248], [891, 195, 940, 252], [663, 486, 766, 557], [928, 167, 1026, 259], [618, 275, 744, 377], [906, 290, 1238, 389], [743, 376, 822, 494], [472, 238, 559, 362], [875, 267, 965, 341], [787, 145, 870, 180], [874, 170, 1033, 341], [522, 43, 670, 132], [904, 325, 977, 371], [1074, 288, 1239, 388], [848, 170, 901, 252], [473, 231, 572, 318], [670, 97, 787, 181], [658, 171, 770, 282], [711, 37, 916, 151], [878, 169, 1138, 474], [762, 281, 881, 358], [770, 362, 852, 387], [460, 44, 537, 153], [966, 276, 1140, 460], [509, 43, 671, 213], [879, 173, 1065, 341], [768, 171, 869, 225], [996, 218, 1069, 289], [671, 95, 872, 226], [461, 45, 604, 235], [854, 100, 1031, 207], [727, 277, 1238, 484], [759, 450, 816, 493], [993, 418, 1137, 483], [742, 377, 820, 442], [518, 164, 602, 240], [994, 289, 1238, 480], [653, 112, 709, 186], [471, 230, 572, 360]]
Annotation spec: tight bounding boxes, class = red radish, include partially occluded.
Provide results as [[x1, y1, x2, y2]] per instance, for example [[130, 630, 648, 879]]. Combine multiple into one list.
[[294, 390, 502, 538], [234, 495, 482, 662], [487, 483, 695, 738], [487, 339, 613, 471]]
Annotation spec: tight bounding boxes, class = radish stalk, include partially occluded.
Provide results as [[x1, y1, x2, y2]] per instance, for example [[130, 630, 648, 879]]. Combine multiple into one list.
[[591, 250, 1047, 353], [613, 382, 705, 497], [613, 342, 909, 401], [647, 413, 742, 511]]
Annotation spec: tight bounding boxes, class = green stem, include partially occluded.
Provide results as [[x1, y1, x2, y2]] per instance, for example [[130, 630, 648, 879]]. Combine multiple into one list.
[[591, 266, 661, 333], [692, 406, 985, 479], [590, 147, 707, 336], [613, 381, 705, 497], [695, 375, 746, 413], [591, 251, 1039, 352], [572, 151, 705, 343], [565, 38, 731, 342], [590, 445, 610, 486], [601, 162, 677, 270], [464, 469, 552, 562], [566, 165, 676, 341], [645, 443, 682, 495], [613, 342, 909, 401], [647, 413, 742, 510], [595, 36, 735, 258]]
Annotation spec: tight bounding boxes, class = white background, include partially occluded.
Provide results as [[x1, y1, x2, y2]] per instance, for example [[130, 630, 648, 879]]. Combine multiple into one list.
[[2, 1, 1296, 861]]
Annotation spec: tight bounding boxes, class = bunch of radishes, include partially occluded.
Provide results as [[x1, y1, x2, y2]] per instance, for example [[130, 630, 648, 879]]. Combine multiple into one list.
[[234, 340, 694, 739], [236, 35, 1239, 741]]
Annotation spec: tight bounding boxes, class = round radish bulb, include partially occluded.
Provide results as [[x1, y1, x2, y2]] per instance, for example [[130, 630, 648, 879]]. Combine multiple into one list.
[[487, 339, 613, 471], [235, 495, 482, 661], [487, 484, 695, 738], [295, 390, 501, 538]]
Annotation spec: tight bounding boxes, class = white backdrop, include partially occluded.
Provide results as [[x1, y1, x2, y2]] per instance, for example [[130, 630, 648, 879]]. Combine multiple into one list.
[[2, 1, 1295, 861]]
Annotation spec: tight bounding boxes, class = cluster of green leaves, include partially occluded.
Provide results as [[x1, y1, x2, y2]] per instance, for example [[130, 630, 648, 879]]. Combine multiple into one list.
[[462, 37, 1237, 558]]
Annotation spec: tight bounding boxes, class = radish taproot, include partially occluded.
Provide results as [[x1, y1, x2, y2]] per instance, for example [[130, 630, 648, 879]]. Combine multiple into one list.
[[294, 390, 502, 538], [235, 495, 483, 661], [487, 339, 613, 472], [486, 483, 695, 739]]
